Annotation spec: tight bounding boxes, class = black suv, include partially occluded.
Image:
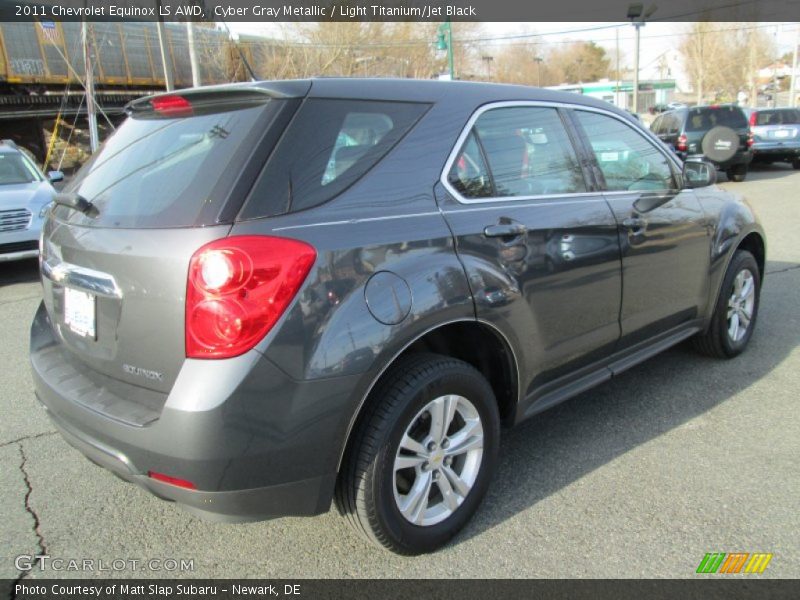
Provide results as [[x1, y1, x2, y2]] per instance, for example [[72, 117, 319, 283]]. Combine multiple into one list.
[[651, 105, 753, 181], [31, 79, 765, 555]]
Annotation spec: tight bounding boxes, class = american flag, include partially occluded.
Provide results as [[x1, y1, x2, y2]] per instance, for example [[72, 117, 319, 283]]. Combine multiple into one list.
[[39, 21, 60, 44]]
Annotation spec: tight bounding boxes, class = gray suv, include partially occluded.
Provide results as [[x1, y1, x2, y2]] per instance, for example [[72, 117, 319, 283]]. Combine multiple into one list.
[[31, 79, 766, 555]]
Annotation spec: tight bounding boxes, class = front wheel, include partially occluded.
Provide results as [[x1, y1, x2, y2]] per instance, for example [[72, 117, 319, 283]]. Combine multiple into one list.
[[335, 353, 500, 554], [792, 158, 800, 170], [694, 250, 761, 358]]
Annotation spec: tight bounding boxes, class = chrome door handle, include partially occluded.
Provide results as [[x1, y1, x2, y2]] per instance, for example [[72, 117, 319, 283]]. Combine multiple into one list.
[[484, 223, 528, 238], [622, 217, 646, 230]]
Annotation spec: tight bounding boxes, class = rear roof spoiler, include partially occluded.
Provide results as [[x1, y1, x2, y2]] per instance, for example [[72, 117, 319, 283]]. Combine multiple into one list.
[[125, 80, 312, 117]]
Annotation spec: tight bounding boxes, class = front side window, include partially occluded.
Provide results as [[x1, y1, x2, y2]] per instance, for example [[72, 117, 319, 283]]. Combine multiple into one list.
[[575, 110, 675, 192]]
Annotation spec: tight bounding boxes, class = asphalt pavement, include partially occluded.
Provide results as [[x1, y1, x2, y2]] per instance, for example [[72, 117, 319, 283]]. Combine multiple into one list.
[[1, 163, 798, 579]]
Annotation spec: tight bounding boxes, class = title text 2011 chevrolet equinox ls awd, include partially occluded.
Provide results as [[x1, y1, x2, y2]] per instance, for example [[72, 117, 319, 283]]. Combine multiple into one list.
[[31, 79, 765, 554]]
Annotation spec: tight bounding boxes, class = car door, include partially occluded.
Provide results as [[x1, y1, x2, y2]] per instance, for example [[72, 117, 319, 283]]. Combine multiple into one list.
[[436, 103, 622, 394], [570, 108, 710, 347]]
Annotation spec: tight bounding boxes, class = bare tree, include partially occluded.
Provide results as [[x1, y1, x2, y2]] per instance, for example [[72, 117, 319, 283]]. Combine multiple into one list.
[[680, 22, 774, 104]]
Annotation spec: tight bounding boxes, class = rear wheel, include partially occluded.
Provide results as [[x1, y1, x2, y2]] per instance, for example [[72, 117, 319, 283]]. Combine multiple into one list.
[[693, 250, 760, 358], [726, 164, 747, 182], [336, 353, 499, 554]]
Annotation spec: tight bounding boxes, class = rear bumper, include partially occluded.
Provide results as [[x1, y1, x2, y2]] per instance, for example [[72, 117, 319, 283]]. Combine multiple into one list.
[[41, 402, 334, 522], [751, 142, 800, 158], [679, 151, 752, 170], [30, 302, 361, 521]]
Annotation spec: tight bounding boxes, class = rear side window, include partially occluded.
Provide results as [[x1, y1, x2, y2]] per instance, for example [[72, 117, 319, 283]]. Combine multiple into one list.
[[448, 106, 586, 200], [59, 97, 283, 228], [685, 107, 747, 132], [447, 132, 493, 198], [239, 99, 429, 219]]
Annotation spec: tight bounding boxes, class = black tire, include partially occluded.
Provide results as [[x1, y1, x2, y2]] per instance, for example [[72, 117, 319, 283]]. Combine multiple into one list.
[[792, 158, 800, 170], [335, 353, 500, 555], [693, 250, 761, 359], [726, 164, 747, 182]]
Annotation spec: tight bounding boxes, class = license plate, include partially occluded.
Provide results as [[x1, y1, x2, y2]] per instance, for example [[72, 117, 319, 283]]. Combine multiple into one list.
[[774, 129, 791, 138], [64, 287, 96, 338]]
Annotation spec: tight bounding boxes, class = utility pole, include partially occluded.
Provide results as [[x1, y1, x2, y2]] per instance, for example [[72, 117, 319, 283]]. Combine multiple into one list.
[[186, 21, 201, 88], [633, 21, 642, 113], [155, 0, 174, 90], [791, 26, 799, 108], [615, 27, 621, 107], [481, 55, 493, 81], [535, 55, 543, 87], [81, 20, 99, 153]]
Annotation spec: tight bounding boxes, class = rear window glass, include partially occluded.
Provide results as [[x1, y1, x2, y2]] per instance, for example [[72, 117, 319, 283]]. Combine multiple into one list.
[[57, 100, 280, 228], [753, 109, 800, 126], [239, 99, 429, 219], [685, 107, 747, 132]]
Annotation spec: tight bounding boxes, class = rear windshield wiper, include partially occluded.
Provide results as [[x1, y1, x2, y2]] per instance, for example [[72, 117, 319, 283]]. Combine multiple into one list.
[[54, 192, 98, 218]]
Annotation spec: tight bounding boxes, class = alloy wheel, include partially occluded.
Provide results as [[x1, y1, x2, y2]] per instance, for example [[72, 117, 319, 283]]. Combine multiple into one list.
[[393, 394, 484, 526]]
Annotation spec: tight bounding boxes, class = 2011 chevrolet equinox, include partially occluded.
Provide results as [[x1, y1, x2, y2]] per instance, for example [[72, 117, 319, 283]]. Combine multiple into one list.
[[30, 79, 765, 554]]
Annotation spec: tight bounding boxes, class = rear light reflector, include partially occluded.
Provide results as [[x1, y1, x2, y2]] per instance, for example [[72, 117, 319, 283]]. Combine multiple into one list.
[[148, 471, 196, 490], [677, 134, 688, 152], [186, 235, 316, 359], [747, 132, 754, 147], [151, 95, 193, 117]]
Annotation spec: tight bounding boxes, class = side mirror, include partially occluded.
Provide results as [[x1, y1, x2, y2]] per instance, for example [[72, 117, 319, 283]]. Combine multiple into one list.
[[47, 171, 64, 183], [683, 160, 716, 188]]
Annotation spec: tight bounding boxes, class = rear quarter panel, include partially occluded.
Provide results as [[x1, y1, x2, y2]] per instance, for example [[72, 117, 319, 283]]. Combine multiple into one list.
[[229, 98, 480, 472]]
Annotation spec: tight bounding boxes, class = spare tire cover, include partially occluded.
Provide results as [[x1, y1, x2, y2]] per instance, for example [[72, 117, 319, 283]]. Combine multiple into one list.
[[701, 126, 739, 162]]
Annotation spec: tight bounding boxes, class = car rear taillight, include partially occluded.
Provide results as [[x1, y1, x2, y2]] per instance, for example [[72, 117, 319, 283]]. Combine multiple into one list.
[[186, 236, 316, 359], [749, 111, 758, 126], [747, 132, 754, 147], [151, 95, 193, 117], [677, 134, 688, 152], [148, 471, 196, 490]]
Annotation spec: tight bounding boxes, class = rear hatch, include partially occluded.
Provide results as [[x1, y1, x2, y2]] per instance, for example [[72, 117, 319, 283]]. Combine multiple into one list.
[[683, 105, 749, 156], [750, 108, 800, 143], [39, 83, 306, 401]]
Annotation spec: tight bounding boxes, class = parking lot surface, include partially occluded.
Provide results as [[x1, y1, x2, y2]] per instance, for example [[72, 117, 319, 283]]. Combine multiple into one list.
[[2, 164, 798, 578]]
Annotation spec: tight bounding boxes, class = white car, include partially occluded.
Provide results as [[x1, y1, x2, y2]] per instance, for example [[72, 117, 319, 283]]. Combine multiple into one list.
[[0, 140, 62, 262]]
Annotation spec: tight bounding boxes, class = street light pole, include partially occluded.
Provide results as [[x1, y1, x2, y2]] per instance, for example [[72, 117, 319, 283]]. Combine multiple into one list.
[[437, 20, 455, 80], [627, 3, 657, 114]]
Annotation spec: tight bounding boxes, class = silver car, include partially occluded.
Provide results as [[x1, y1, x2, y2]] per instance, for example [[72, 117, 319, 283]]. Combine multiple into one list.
[[747, 108, 800, 169], [0, 141, 62, 262]]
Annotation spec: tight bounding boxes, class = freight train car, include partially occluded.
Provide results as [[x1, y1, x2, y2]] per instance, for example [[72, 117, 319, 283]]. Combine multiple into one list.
[[0, 21, 234, 91]]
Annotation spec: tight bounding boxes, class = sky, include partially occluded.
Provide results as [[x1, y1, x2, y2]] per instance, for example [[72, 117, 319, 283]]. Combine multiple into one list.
[[228, 21, 799, 86]]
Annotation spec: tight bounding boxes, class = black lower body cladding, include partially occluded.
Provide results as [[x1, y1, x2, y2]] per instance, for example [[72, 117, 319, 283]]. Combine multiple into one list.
[[29, 302, 360, 521]]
